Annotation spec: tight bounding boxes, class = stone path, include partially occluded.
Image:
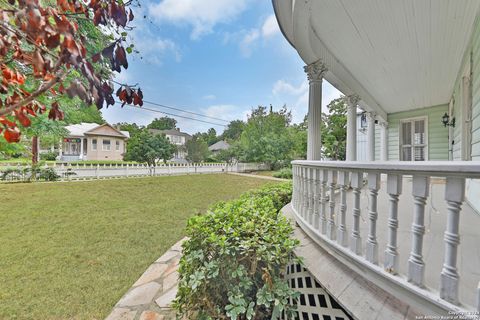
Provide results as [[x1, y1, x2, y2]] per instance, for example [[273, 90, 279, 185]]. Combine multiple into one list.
[[105, 238, 186, 320]]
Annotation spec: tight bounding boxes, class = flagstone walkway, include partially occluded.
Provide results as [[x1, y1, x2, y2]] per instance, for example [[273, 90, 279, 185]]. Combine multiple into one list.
[[105, 238, 187, 320]]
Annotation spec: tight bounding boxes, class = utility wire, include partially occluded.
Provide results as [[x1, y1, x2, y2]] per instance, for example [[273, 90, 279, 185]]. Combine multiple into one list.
[[142, 99, 229, 123], [114, 101, 227, 127]]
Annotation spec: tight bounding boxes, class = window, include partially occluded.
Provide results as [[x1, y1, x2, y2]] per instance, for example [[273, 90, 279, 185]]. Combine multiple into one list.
[[400, 118, 427, 161], [116, 141, 120, 151], [92, 139, 97, 151], [102, 139, 111, 151]]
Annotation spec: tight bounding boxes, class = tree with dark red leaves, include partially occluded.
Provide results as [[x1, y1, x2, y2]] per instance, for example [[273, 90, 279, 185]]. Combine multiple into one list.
[[0, 0, 143, 144]]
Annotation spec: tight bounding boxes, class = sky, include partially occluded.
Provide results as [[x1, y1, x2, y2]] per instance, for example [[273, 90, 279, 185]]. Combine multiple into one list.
[[101, 0, 342, 135]]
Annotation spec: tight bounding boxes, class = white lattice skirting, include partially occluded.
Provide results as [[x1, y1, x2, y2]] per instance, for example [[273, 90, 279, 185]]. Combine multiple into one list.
[[281, 262, 353, 320]]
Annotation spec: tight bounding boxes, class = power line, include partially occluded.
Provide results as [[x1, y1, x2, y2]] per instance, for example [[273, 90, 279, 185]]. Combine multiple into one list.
[[115, 101, 227, 127], [142, 99, 230, 123]]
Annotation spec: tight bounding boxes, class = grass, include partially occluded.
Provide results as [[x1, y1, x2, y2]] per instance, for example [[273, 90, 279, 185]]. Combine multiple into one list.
[[0, 174, 277, 320]]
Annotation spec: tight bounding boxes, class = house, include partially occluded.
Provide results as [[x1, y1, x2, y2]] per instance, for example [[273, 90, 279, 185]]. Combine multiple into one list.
[[60, 123, 129, 161], [273, 1, 480, 319], [208, 140, 230, 154], [148, 128, 191, 162]]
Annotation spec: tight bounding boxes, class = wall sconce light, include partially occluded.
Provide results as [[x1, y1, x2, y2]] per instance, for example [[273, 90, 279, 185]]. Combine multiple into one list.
[[442, 113, 455, 127]]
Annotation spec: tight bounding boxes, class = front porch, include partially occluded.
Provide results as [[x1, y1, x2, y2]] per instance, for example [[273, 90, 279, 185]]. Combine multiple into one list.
[[292, 161, 480, 316]]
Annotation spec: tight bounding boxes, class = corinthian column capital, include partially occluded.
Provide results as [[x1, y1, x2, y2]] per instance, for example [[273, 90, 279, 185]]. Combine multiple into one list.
[[304, 60, 327, 83], [346, 94, 360, 107]]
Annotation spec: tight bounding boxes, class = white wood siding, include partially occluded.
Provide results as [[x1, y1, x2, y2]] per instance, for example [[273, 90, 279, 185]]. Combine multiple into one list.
[[471, 16, 480, 160]]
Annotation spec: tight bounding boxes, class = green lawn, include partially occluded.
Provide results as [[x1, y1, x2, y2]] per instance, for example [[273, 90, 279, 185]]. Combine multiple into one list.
[[0, 174, 276, 320]]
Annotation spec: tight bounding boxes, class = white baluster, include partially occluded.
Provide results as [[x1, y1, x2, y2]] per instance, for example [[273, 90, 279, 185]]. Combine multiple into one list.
[[366, 172, 380, 264], [350, 171, 363, 255], [313, 168, 321, 230], [292, 166, 297, 210], [440, 177, 465, 304], [408, 175, 430, 287], [385, 174, 402, 274], [307, 167, 314, 225], [326, 170, 337, 240], [302, 167, 309, 219], [320, 169, 328, 235], [337, 171, 349, 247]]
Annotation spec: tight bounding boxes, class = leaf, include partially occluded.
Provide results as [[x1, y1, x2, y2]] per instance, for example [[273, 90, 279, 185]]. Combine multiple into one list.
[[48, 102, 64, 121], [32, 49, 45, 75], [92, 53, 101, 63], [45, 33, 60, 49], [115, 46, 128, 69], [129, 8, 134, 21], [126, 46, 132, 54], [4, 128, 21, 143], [15, 110, 31, 127]]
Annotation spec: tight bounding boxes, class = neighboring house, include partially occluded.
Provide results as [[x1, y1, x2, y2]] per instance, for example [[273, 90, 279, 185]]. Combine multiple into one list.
[[149, 128, 192, 163], [60, 123, 129, 161], [208, 140, 230, 154], [274, 1, 480, 319]]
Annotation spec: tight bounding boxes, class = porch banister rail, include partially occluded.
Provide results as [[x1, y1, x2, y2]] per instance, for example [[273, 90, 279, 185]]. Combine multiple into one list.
[[290, 160, 480, 315]]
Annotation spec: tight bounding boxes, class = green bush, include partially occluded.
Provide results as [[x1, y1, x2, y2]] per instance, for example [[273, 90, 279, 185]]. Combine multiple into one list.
[[272, 168, 292, 179], [40, 151, 58, 161], [39, 167, 60, 181], [174, 182, 299, 320]]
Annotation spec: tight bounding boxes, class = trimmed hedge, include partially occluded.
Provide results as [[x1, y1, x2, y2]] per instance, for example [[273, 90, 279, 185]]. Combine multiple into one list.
[[272, 168, 292, 179], [174, 182, 299, 320]]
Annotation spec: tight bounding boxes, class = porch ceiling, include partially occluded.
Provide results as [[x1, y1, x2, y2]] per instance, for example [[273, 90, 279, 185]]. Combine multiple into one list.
[[273, 0, 480, 119]]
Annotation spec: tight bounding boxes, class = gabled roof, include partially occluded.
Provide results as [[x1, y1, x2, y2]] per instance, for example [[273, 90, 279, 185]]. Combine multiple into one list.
[[149, 129, 192, 138], [208, 140, 230, 151], [65, 123, 130, 139]]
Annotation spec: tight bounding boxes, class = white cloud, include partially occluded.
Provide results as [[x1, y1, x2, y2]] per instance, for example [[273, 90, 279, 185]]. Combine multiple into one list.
[[128, 7, 182, 66], [202, 94, 216, 100], [262, 14, 280, 38], [239, 29, 260, 57], [272, 79, 308, 96], [232, 14, 281, 57], [271, 79, 343, 123], [149, 0, 249, 39]]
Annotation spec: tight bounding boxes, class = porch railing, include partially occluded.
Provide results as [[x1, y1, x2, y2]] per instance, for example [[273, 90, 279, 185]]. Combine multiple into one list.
[[292, 160, 480, 316]]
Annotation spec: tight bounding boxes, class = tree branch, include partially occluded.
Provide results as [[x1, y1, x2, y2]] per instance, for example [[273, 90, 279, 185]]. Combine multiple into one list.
[[0, 69, 68, 117]]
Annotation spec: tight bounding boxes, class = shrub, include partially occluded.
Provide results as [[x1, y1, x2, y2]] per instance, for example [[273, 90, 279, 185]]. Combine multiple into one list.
[[272, 168, 292, 179], [174, 182, 299, 320], [40, 151, 58, 161], [39, 167, 60, 181]]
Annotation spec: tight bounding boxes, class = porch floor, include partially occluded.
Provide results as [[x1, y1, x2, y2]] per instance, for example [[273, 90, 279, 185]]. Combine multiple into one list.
[[340, 177, 480, 308]]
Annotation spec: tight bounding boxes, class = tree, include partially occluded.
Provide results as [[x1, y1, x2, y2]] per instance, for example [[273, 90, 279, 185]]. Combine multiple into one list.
[[321, 97, 347, 160], [147, 117, 177, 130], [114, 122, 143, 137], [289, 117, 307, 160], [124, 130, 176, 166], [0, 0, 143, 144], [238, 105, 294, 170], [221, 120, 245, 141], [186, 136, 210, 163]]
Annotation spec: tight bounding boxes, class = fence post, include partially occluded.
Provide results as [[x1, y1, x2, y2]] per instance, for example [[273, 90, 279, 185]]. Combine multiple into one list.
[[96, 164, 100, 179]]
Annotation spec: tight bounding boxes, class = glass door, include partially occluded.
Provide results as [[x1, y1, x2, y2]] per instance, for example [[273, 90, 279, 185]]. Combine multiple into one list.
[[400, 118, 427, 161]]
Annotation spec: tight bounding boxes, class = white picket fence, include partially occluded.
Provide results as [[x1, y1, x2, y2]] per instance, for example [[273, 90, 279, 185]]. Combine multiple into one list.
[[0, 162, 270, 182]]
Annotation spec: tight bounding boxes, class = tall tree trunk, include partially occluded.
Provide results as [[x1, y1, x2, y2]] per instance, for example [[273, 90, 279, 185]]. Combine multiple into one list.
[[32, 136, 39, 165]]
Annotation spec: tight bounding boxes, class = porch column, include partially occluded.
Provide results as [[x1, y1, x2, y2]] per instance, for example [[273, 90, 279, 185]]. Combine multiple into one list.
[[367, 112, 376, 161], [79, 138, 84, 160], [304, 60, 327, 160], [346, 94, 360, 161], [380, 122, 388, 161]]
